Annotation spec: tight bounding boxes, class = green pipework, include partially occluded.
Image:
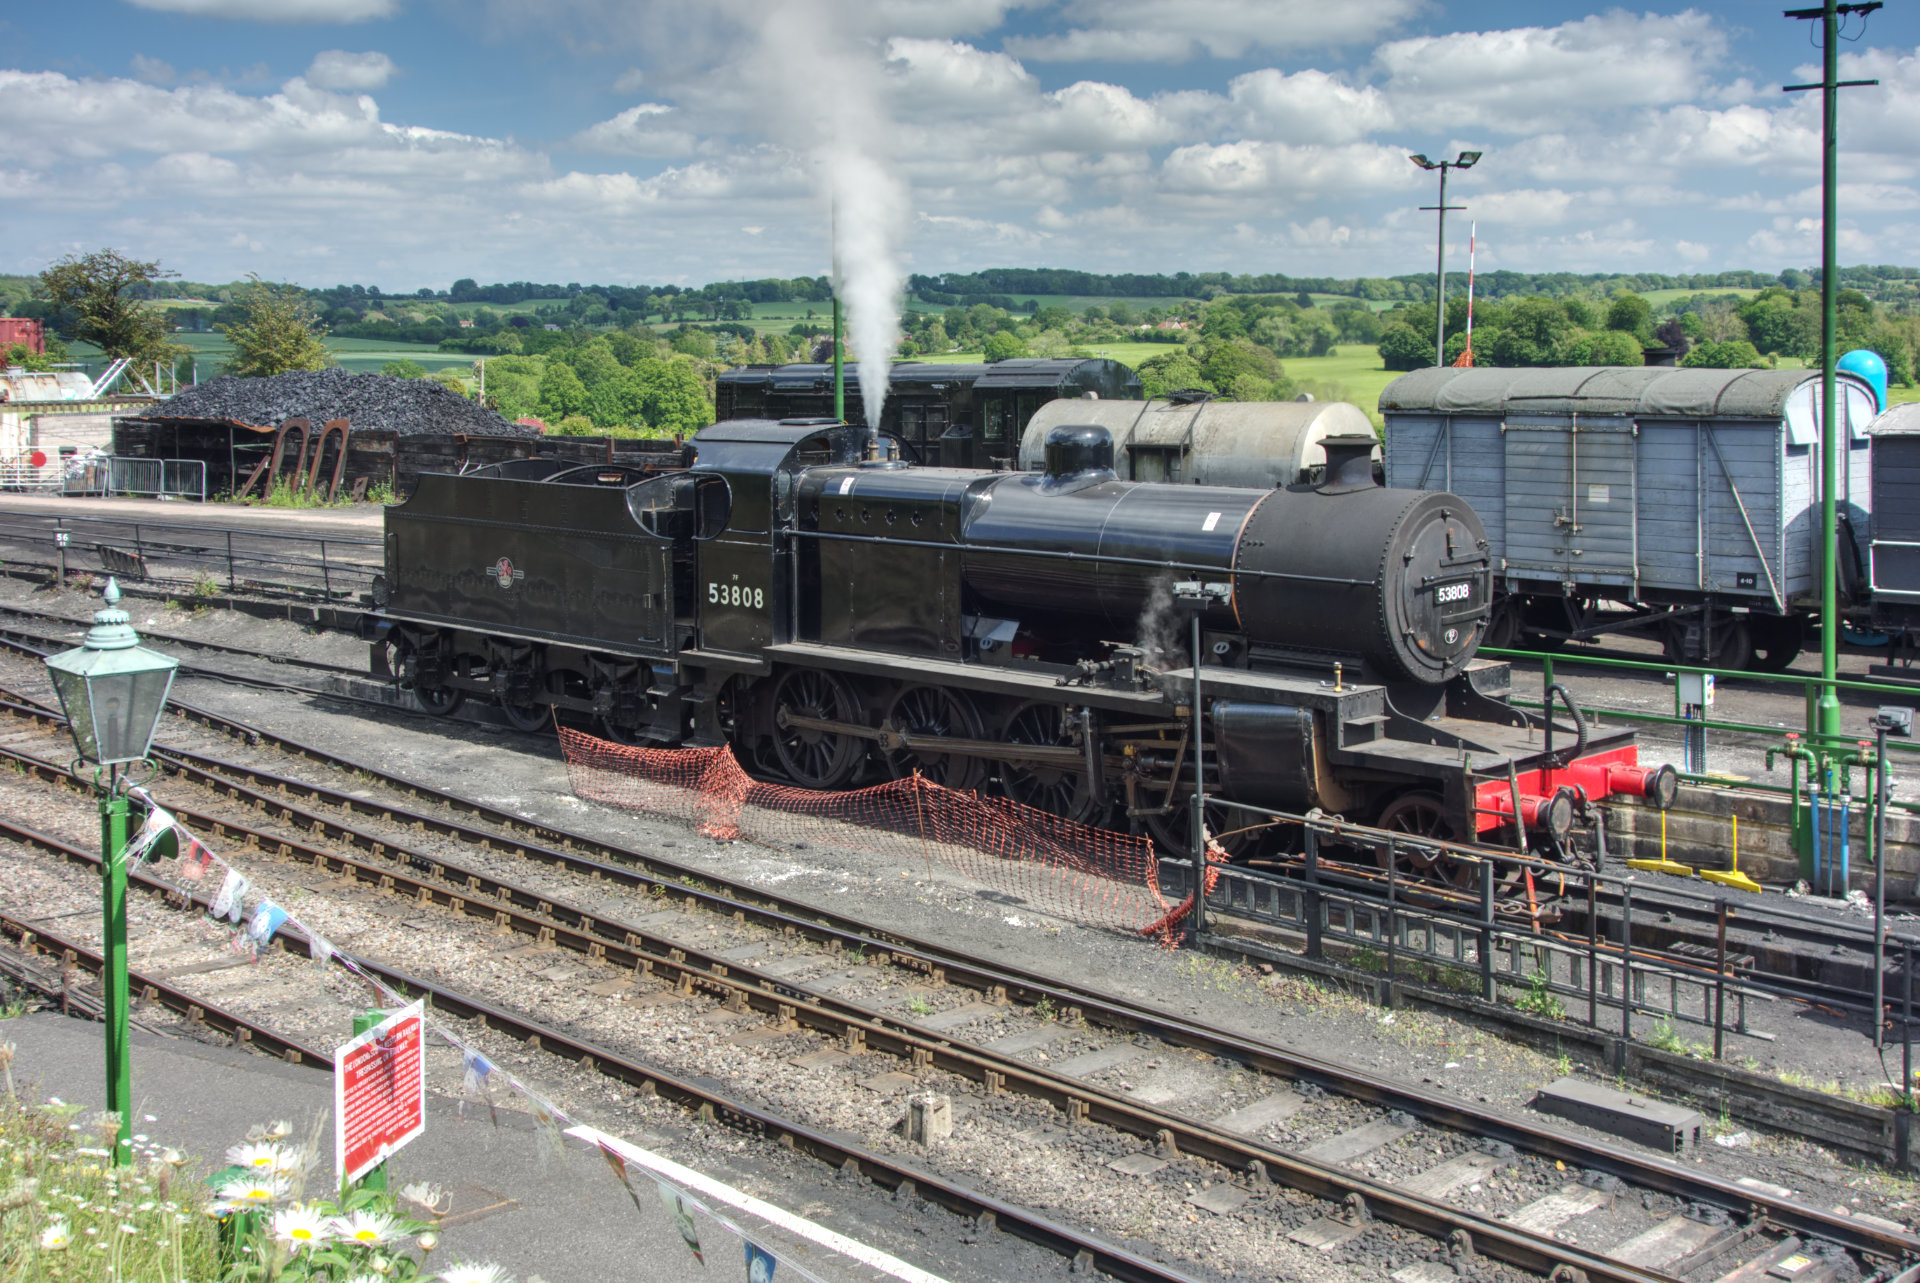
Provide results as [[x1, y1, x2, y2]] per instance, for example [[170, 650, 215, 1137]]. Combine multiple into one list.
[[1506, 696, 1920, 755], [1767, 734, 1819, 878]]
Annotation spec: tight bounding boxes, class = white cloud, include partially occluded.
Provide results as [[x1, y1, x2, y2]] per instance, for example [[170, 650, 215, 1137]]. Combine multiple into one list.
[[1375, 11, 1727, 134], [612, 68, 646, 93], [1159, 140, 1419, 199], [130, 54, 176, 84], [304, 50, 397, 90], [569, 103, 699, 158], [125, 0, 396, 20], [1470, 187, 1576, 227], [1007, 0, 1426, 62], [1223, 68, 1394, 144]]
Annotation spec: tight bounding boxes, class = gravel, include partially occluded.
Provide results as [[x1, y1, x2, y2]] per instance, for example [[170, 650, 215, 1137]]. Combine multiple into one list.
[[142, 368, 536, 437]]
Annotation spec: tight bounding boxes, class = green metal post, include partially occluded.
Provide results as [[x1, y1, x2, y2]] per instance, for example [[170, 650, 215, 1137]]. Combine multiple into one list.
[[1434, 164, 1448, 368], [832, 294, 844, 425], [350, 1009, 389, 1195], [1816, 0, 1843, 750], [101, 785, 132, 1166]]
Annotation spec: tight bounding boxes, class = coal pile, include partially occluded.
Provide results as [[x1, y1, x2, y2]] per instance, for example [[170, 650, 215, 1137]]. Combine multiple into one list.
[[149, 368, 537, 437]]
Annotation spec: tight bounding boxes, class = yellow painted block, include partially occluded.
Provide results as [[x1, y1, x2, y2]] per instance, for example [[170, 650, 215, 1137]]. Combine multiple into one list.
[[1697, 869, 1763, 894], [1627, 859, 1696, 877]]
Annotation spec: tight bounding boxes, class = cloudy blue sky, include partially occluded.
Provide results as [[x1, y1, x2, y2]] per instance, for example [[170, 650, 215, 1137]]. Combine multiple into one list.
[[5, 1, 1920, 291]]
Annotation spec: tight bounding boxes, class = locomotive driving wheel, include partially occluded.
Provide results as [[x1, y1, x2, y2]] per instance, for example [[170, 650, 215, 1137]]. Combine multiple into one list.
[[498, 688, 551, 732], [1374, 791, 1475, 890], [997, 702, 1102, 824], [883, 686, 986, 790], [385, 637, 464, 718], [770, 667, 866, 789]]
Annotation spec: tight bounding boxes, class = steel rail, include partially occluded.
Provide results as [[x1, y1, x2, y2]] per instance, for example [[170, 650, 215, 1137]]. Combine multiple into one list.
[[1, 711, 1910, 1269], [0, 906, 331, 1068], [0, 807, 1673, 1283], [0, 604, 365, 678], [0, 822, 1200, 1283]]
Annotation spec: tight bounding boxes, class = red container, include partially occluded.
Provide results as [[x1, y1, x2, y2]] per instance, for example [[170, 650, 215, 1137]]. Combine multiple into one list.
[[0, 318, 44, 356]]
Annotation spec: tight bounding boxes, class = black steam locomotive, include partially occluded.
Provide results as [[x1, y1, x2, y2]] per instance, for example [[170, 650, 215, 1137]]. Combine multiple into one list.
[[361, 417, 1673, 867]]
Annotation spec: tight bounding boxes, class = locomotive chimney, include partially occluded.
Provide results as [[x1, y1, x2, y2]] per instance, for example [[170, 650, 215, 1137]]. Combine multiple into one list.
[[1318, 434, 1380, 493], [1042, 424, 1115, 484]]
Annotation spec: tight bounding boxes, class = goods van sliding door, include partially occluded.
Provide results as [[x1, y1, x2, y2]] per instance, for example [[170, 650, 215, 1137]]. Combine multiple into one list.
[[1502, 419, 1637, 587]]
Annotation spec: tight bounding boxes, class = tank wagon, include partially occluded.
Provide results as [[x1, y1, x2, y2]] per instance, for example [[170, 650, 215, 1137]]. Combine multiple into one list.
[[1379, 366, 1877, 670], [715, 359, 1141, 471], [1017, 396, 1377, 489], [361, 418, 1671, 871]]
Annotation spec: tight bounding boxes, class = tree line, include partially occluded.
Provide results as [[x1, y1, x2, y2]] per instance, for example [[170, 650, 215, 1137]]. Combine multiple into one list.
[[1373, 286, 1920, 382]]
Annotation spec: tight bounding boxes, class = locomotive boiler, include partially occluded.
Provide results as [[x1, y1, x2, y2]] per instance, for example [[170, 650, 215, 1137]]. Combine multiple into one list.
[[362, 417, 1673, 870]]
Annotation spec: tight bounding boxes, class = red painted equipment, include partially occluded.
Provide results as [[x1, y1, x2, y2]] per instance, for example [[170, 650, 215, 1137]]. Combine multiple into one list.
[[1472, 746, 1678, 835]]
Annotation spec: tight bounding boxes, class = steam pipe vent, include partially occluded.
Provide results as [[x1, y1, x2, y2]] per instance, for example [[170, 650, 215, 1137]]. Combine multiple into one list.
[[1042, 423, 1115, 484], [1318, 433, 1380, 493]]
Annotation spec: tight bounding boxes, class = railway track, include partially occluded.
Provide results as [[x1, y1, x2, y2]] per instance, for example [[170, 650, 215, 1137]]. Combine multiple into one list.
[[0, 609, 1875, 1026], [0, 602, 365, 678], [0, 698, 1911, 1282]]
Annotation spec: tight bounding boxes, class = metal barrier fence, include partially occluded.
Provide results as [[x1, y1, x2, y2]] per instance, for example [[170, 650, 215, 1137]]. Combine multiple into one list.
[[1486, 645, 1920, 831], [0, 511, 381, 601], [1171, 799, 1917, 1074], [104, 457, 206, 503]]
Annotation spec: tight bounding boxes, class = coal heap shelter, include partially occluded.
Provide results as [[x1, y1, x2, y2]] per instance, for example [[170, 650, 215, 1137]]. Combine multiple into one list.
[[114, 368, 679, 500]]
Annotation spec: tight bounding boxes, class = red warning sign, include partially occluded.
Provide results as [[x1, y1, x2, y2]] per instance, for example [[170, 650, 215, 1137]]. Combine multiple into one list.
[[333, 1000, 426, 1185]]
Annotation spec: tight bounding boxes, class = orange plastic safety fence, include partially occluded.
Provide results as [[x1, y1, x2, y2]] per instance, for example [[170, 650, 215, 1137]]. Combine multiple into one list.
[[557, 727, 1177, 938]]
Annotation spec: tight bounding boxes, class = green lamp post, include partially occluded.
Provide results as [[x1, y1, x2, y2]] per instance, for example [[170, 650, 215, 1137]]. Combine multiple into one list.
[[42, 578, 179, 1167]]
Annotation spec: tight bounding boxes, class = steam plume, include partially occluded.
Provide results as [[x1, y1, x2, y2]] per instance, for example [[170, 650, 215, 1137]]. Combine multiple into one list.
[[756, 2, 909, 432]]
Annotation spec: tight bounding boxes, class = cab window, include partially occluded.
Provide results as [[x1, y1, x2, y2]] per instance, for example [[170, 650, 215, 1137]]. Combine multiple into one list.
[[1016, 394, 1040, 435], [984, 399, 1006, 442], [627, 474, 731, 540]]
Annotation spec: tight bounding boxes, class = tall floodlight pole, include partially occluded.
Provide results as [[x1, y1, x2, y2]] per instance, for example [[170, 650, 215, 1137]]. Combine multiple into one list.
[[1411, 151, 1482, 367], [1785, 0, 1880, 747]]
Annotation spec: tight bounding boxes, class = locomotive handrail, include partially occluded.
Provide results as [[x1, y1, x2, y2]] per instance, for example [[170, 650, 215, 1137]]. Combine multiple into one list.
[[789, 526, 1382, 589]]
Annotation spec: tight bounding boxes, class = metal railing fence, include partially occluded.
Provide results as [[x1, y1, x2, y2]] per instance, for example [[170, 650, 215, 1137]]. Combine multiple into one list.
[[1170, 797, 1916, 1075], [104, 457, 206, 503], [0, 511, 380, 601]]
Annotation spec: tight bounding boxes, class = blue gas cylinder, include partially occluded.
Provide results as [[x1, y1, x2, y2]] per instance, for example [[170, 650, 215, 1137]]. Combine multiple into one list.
[[1839, 348, 1888, 412]]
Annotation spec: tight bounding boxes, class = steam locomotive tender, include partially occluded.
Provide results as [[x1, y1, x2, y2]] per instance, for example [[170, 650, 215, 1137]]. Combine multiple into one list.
[[362, 418, 1674, 869]]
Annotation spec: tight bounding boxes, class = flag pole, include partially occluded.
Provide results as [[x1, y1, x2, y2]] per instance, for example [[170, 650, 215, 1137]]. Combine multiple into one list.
[[1452, 224, 1477, 368]]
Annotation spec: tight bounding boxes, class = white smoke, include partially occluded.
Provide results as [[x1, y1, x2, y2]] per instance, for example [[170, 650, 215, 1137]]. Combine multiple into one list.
[[753, 2, 910, 433]]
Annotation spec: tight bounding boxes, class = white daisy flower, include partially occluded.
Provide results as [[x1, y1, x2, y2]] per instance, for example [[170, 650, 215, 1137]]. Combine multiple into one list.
[[216, 1176, 287, 1206], [438, 1264, 513, 1283], [225, 1142, 283, 1171], [334, 1208, 398, 1246], [39, 1219, 72, 1251], [271, 1204, 331, 1249]]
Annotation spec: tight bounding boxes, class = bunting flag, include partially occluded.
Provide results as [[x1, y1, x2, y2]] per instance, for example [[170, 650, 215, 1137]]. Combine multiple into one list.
[[596, 1141, 650, 1218], [460, 1049, 500, 1127], [114, 791, 839, 1283], [658, 1181, 705, 1265], [209, 868, 246, 920], [120, 805, 176, 869], [174, 833, 215, 883], [245, 901, 289, 949]]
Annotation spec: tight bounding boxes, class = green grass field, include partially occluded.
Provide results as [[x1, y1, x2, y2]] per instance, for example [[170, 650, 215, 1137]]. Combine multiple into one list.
[[152, 331, 477, 376]]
